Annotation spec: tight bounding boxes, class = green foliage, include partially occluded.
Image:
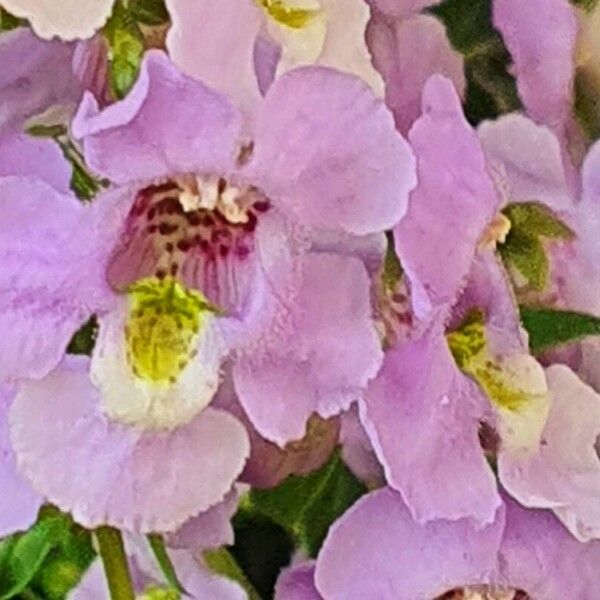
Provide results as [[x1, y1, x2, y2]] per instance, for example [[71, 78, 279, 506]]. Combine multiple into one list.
[[520, 306, 600, 352], [129, 0, 170, 25], [67, 318, 98, 356], [230, 512, 294, 600], [431, 0, 521, 124], [203, 548, 261, 600], [104, 2, 145, 100], [571, 0, 599, 11], [0, 7, 25, 31], [382, 231, 403, 292], [244, 450, 366, 558], [499, 202, 574, 291], [575, 70, 600, 141], [0, 507, 95, 600]]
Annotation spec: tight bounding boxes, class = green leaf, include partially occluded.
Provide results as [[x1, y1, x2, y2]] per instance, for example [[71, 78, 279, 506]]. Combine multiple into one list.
[[230, 511, 294, 600], [575, 69, 600, 142], [499, 202, 574, 291], [431, 0, 521, 125], [382, 231, 402, 292], [0, 508, 76, 599], [502, 202, 575, 240], [203, 548, 261, 600], [104, 2, 145, 100], [499, 230, 548, 291], [520, 306, 600, 352], [67, 317, 98, 356], [130, 0, 170, 25], [245, 450, 366, 557]]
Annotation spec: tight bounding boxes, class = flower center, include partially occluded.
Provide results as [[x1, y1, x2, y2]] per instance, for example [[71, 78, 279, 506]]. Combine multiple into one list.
[[257, 0, 321, 29], [125, 277, 215, 384], [108, 175, 270, 313], [437, 588, 530, 600]]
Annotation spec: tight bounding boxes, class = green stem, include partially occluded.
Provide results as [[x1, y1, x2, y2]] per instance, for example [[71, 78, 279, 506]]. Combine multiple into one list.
[[95, 526, 136, 600], [147, 534, 185, 593]]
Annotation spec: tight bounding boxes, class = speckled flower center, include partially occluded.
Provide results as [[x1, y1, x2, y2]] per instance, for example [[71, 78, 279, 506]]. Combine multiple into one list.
[[108, 175, 271, 313], [437, 588, 530, 600], [125, 277, 213, 384]]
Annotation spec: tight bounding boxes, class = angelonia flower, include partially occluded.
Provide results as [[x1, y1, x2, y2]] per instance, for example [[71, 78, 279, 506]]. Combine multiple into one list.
[[165, 0, 385, 118], [2, 50, 415, 532]]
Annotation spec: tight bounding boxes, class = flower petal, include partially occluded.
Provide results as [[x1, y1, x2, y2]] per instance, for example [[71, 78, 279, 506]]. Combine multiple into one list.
[[0, 0, 114, 40], [234, 252, 382, 445], [315, 487, 505, 599], [165, 0, 263, 120], [367, 13, 465, 134], [0, 132, 70, 193], [248, 66, 416, 235], [0, 29, 80, 134], [10, 356, 250, 532], [275, 562, 321, 600], [497, 495, 600, 598], [361, 328, 501, 524], [167, 486, 241, 550], [478, 113, 573, 211], [0, 177, 116, 382], [394, 75, 500, 320], [499, 365, 600, 542], [0, 385, 43, 537], [73, 51, 242, 184], [493, 0, 577, 137]]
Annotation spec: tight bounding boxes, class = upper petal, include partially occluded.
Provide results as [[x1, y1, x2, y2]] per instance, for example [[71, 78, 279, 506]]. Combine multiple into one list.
[[0, 0, 114, 40], [367, 13, 465, 134], [493, 0, 577, 137], [247, 66, 416, 235], [165, 0, 263, 121], [479, 113, 574, 211], [73, 51, 242, 184], [10, 356, 250, 532], [361, 328, 501, 524], [394, 75, 500, 321], [315, 487, 505, 599], [0, 29, 80, 134], [275, 562, 321, 600]]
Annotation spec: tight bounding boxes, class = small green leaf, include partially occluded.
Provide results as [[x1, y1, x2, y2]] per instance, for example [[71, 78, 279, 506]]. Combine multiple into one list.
[[499, 231, 548, 291], [67, 317, 98, 356], [0, 7, 25, 31], [499, 202, 574, 291], [104, 2, 145, 99], [382, 231, 403, 292], [203, 548, 261, 600], [0, 509, 71, 599], [520, 306, 600, 352], [246, 450, 366, 557], [129, 0, 170, 25], [502, 202, 575, 240]]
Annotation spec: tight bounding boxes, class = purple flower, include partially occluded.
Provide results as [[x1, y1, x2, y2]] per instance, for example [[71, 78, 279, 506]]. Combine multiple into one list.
[[314, 488, 600, 599], [361, 77, 554, 525], [165, 0, 384, 119], [3, 51, 415, 531]]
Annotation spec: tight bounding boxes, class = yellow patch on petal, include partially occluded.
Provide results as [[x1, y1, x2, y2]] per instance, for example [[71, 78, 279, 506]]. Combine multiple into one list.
[[258, 0, 321, 29], [447, 310, 549, 452], [126, 277, 215, 384]]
